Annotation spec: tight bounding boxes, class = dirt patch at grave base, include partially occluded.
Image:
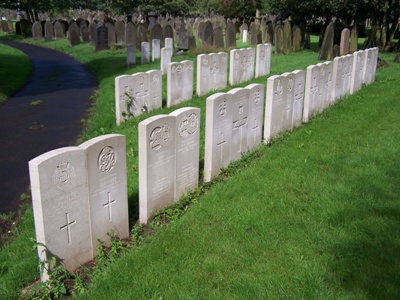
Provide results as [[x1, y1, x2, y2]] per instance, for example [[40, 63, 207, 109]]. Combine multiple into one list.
[[0, 40, 97, 214]]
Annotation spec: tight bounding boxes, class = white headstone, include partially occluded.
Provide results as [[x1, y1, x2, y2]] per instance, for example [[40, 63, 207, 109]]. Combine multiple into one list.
[[282, 72, 295, 131], [264, 74, 286, 143], [303, 65, 319, 122], [115, 75, 134, 125], [139, 115, 176, 223], [322, 61, 334, 108], [228, 88, 250, 161], [241, 48, 255, 82], [167, 60, 194, 107], [242, 29, 248, 43], [350, 51, 364, 94], [161, 47, 172, 75], [29, 147, 92, 282], [147, 70, 163, 111], [126, 44, 136, 66], [169, 107, 200, 199], [343, 54, 353, 95], [79, 134, 129, 255], [141, 41, 150, 64], [246, 83, 265, 150], [229, 49, 242, 85], [204, 92, 233, 182], [255, 43, 271, 77], [165, 37, 173, 50], [152, 39, 161, 61], [131, 72, 150, 115], [292, 70, 305, 128], [196, 52, 228, 96], [331, 56, 344, 102]]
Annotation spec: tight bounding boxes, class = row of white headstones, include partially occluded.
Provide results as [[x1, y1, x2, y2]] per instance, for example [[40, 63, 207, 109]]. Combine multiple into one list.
[[29, 47, 378, 282], [115, 43, 272, 125]]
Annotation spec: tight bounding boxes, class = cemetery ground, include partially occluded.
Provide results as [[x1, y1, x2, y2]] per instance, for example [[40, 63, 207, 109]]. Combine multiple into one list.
[[0, 33, 399, 299]]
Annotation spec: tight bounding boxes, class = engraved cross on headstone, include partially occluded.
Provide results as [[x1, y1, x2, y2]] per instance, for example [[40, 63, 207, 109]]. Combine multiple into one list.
[[60, 212, 76, 245], [103, 192, 116, 221], [251, 119, 259, 143], [233, 106, 247, 153], [217, 132, 226, 162]]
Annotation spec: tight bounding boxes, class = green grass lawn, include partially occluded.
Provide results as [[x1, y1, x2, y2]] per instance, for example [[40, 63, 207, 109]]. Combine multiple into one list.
[[0, 39, 32, 103], [0, 34, 399, 299]]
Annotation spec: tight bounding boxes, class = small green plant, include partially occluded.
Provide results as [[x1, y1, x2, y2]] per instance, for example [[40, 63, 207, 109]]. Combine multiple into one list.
[[30, 100, 44, 106]]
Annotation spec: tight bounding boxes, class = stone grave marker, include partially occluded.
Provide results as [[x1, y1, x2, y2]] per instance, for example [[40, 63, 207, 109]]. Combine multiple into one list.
[[202, 20, 213, 47], [265, 22, 274, 44], [80, 25, 90, 43], [161, 47, 172, 74], [163, 24, 174, 40], [20, 19, 32, 38], [68, 23, 80, 46], [242, 29, 248, 43], [152, 39, 161, 61], [105, 22, 116, 46], [165, 37, 173, 50], [283, 20, 292, 55], [139, 115, 176, 223], [303, 65, 319, 122], [292, 25, 302, 52], [115, 21, 125, 43], [79, 134, 129, 255], [246, 83, 265, 150], [169, 107, 200, 199], [95, 25, 109, 51], [240, 22, 248, 41], [281, 72, 295, 132], [349, 26, 358, 53], [292, 70, 305, 128], [147, 70, 162, 111], [89, 22, 97, 46], [126, 22, 136, 45], [318, 22, 334, 60], [167, 60, 194, 107], [275, 24, 284, 54], [213, 26, 224, 48], [204, 93, 233, 182], [126, 44, 136, 66], [225, 20, 236, 48], [29, 147, 92, 282], [151, 23, 163, 47], [250, 22, 259, 45], [350, 50, 364, 94], [340, 28, 350, 55], [196, 52, 228, 96], [255, 43, 272, 77], [141, 42, 150, 64], [44, 21, 53, 42], [54, 21, 66, 40], [115, 75, 135, 124], [331, 56, 344, 102], [264, 74, 286, 143], [343, 54, 353, 95], [315, 63, 327, 112], [32, 21, 42, 40], [362, 49, 372, 84], [228, 88, 250, 161], [136, 24, 148, 50], [242, 48, 255, 82]]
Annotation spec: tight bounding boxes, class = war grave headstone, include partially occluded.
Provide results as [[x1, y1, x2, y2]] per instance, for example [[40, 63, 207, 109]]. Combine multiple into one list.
[[202, 20, 213, 47], [246, 84, 265, 150], [68, 23, 80, 46], [44, 21, 54, 42], [165, 37, 173, 50], [275, 24, 284, 54], [331, 56, 344, 102], [139, 115, 176, 223], [318, 22, 334, 60], [29, 147, 92, 282], [204, 93, 233, 182], [126, 44, 136, 66], [115, 20, 125, 44], [152, 39, 161, 61], [225, 20, 236, 48], [125, 22, 136, 45], [213, 26, 224, 48], [350, 50, 364, 94], [161, 47, 172, 74], [340, 28, 350, 55], [362, 49, 372, 84], [167, 60, 194, 107], [228, 88, 250, 161], [255, 43, 272, 78], [105, 22, 116, 46], [32, 21, 43, 40], [242, 29, 248, 43], [141, 42, 150, 64], [147, 70, 163, 111], [349, 26, 358, 53], [343, 54, 353, 95], [80, 25, 90, 43], [79, 134, 129, 255], [281, 72, 295, 132], [303, 64, 320, 122], [321, 61, 334, 109], [371, 47, 379, 82], [242, 48, 255, 82], [240, 22, 248, 42], [292, 70, 305, 128], [196, 52, 228, 96], [264, 74, 287, 143], [169, 107, 200, 199], [315, 63, 327, 112], [54, 21, 66, 39], [94, 25, 109, 52]]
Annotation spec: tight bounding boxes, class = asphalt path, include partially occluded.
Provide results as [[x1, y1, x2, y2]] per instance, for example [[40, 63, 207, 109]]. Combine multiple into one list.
[[0, 40, 97, 213]]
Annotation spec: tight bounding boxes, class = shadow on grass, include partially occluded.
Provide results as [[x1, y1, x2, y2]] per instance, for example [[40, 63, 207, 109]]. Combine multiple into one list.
[[328, 170, 400, 298]]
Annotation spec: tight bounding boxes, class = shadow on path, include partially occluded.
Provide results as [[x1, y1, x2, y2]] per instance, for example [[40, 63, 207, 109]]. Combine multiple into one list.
[[0, 40, 97, 213]]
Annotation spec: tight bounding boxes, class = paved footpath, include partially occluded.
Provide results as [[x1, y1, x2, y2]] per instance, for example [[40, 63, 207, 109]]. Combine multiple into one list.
[[0, 40, 97, 213]]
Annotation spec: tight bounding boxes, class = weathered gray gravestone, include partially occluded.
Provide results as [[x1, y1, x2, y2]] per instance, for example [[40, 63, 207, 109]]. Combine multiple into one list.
[[89, 22, 97, 46], [163, 24, 174, 40], [141, 42, 150, 64], [275, 24, 284, 54], [114, 21, 125, 44], [125, 22, 136, 46], [349, 26, 358, 53], [265, 22, 274, 44], [95, 25, 109, 52], [44, 21, 54, 42], [68, 23, 80, 46], [318, 22, 335, 60], [32, 21, 43, 40], [54, 21, 66, 40], [105, 22, 116, 46], [213, 26, 224, 48], [20, 19, 32, 38], [340, 28, 350, 55], [136, 23, 148, 51], [29, 147, 92, 282], [283, 20, 292, 55], [249, 22, 259, 45], [80, 25, 90, 43], [225, 20, 236, 48], [169, 107, 200, 200], [150, 23, 163, 47], [292, 25, 302, 52], [202, 20, 213, 47], [139, 115, 176, 223], [126, 44, 136, 66]]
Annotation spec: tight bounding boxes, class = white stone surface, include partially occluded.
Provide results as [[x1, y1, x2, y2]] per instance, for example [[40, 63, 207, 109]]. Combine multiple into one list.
[[292, 70, 305, 128], [165, 37, 173, 50], [255, 43, 271, 77], [229, 48, 255, 85], [152, 39, 161, 61], [167, 60, 194, 107], [139, 115, 176, 223], [115, 75, 134, 125], [350, 51, 364, 94], [331, 56, 344, 102], [303, 65, 319, 122], [246, 83, 265, 150], [147, 70, 162, 111], [161, 47, 172, 75], [169, 107, 200, 199], [228, 88, 250, 161], [196, 52, 228, 96], [79, 134, 129, 255], [141, 41, 150, 64], [282, 72, 295, 132], [29, 147, 92, 282], [242, 29, 248, 43], [204, 92, 233, 182]]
